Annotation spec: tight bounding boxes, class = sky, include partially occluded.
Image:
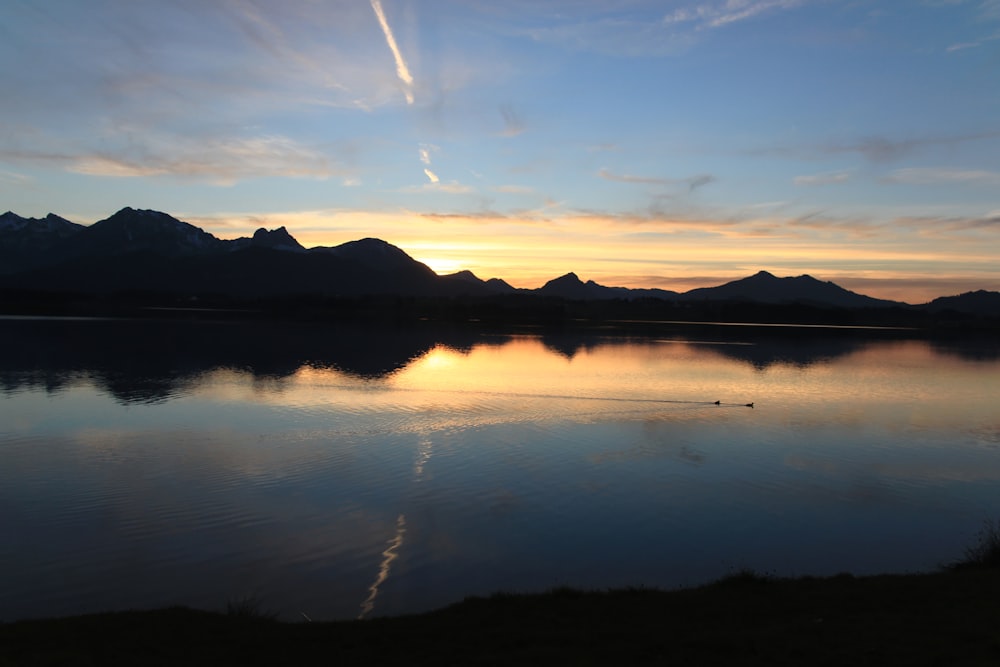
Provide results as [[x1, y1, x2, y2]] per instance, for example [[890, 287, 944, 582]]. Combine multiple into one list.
[[1, 0, 999, 303]]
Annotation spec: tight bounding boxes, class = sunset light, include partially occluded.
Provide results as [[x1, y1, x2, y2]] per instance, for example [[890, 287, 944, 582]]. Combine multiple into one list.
[[1, 1, 998, 303]]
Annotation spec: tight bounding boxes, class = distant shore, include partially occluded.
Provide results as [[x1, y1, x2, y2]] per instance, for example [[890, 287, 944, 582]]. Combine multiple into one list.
[[3, 287, 999, 332], [3, 567, 999, 666]]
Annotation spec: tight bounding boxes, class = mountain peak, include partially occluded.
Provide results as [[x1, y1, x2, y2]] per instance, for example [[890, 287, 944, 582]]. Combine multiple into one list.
[[685, 270, 894, 309], [0, 211, 82, 234], [109, 206, 170, 220], [548, 272, 582, 284], [85, 207, 220, 255], [317, 237, 435, 275], [102, 207, 185, 227], [445, 269, 481, 282], [0, 211, 25, 231], [251, 226, 305, 252], [538, 272, 626, 300]]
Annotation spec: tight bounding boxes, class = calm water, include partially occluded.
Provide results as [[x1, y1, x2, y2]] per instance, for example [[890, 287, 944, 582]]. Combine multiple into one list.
[[2, 317, 999, 621]]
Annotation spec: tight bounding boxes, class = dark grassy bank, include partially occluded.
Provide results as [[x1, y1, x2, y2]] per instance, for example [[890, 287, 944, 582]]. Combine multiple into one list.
[[3, 569, 1000, 666]]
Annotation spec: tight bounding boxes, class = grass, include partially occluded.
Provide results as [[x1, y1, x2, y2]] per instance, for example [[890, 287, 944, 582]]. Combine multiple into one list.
[[3, 570, 1000, 666], [224, 595, 277, 621], [3, 524, 1000, 666], [949, 518, 1000, 571]]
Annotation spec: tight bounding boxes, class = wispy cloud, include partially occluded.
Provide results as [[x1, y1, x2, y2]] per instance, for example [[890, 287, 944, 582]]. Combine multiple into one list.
[[840, 133, 1000, 162], [979, 0, 1000, 20], [520, 17, 696, 57], [418, 144, 441, 183], [754, 131, 1000, 163], [598, 168, 715, 191], [883, 167, 1000, 186], [401, 181, 474, 194], [499, 104, 525, 136], [519, 0, 803, 57], [947, 26, 1000, 51], [370, 0, 414, 105], [3, 134, 334, 184], [664, 0, 804, 30], [794, 170, 852, 186], [493, 184, 535, 194], [418, 145, 434, 165], [0, 169, 31, 186], [946, 40, 982, 51]]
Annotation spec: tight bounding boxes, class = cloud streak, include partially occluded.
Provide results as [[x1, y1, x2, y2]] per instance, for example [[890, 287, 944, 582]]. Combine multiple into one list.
[[519, 0, 804, 57], [2, 134, 334, 184], [883, 167, 1000, 187], [401, 181, 474, 194], [794, 170, 852, 186], [0, 169, 30, 186], [664, 0, 804, 30], [370, 0, 414, 105], [499, 104, 525, 136], [598, 168, 715, 192]]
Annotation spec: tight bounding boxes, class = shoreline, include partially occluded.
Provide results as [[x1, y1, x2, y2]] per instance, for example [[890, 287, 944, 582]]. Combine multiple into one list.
[[3, 568, 999, 665]]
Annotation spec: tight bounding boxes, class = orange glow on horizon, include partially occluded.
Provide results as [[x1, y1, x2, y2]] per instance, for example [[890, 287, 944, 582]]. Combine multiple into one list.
[[183, 209, 1000, 304]]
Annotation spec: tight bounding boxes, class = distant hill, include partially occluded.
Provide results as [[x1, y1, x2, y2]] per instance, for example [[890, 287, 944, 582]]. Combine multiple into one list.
[[683, 270, 901, 309], [538, 272, 681, 301], [922, 290, 1000, 317], [444, 270, 519, 294], [1, 207, 997, 318]]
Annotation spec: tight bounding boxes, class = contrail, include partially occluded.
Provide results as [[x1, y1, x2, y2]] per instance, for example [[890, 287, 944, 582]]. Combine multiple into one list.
[[370, 0, 414, 104]]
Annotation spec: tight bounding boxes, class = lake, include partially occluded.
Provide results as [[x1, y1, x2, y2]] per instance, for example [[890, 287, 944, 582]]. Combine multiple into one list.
[[2, 316, 998, 622]]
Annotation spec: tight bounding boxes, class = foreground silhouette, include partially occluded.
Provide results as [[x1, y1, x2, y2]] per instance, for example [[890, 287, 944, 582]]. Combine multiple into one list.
[[3, 568, 999, 666]]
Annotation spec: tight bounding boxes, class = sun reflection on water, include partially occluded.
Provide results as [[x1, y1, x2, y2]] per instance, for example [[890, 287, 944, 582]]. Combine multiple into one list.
[[4, 321, 1000, 622]]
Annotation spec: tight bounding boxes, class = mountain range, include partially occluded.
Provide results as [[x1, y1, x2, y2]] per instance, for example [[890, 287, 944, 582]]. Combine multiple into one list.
[[2, 207, 998, 317]]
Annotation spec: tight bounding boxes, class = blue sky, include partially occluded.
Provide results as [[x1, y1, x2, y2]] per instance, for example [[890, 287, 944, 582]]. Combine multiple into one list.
[[1, 0, 998, 301]]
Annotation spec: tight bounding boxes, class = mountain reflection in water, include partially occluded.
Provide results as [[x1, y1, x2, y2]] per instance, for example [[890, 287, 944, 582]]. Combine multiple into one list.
[[1, 316, 999, 622], [2, 317, 994, 403]]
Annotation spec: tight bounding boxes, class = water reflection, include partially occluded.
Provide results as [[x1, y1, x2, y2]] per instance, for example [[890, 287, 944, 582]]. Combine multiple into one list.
[[0, 318, 482, 402], [359, 514, 406, 619], [2, 317, 996, 404], [2, 317, 1000, 622]]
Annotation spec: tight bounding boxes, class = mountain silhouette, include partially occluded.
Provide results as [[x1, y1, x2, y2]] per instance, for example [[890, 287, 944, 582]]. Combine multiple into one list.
[[538, 272, 681, 301], [922, 290, 1000, 317], [0, 207, 488, 298], [0, 207, 997, 317], [683, 270, 898, 309], [313, 237, 434, 274], [0, 211, 85, 273], [444, 270, 518, 294], [250, 226, 305, 253]]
